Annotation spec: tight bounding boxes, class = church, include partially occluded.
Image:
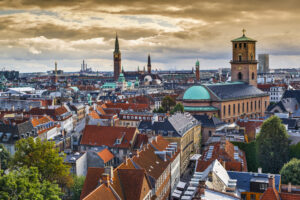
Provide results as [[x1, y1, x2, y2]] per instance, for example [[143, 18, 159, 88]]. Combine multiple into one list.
[[179, 30, 270, 123]]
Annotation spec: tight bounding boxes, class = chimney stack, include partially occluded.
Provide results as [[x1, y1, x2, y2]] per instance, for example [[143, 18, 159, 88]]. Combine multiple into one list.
[[258, 167, 262, 174], [288, 182, 292, 193], [104, 166, 113, 181], [268, 175, 275, 188]]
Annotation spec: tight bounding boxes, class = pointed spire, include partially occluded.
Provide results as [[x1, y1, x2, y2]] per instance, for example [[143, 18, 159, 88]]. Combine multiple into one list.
[[147, 54, 151, 74], [148, 54, 151, 66], [122, 65, 124, 73], [114, 32, 120, 53]]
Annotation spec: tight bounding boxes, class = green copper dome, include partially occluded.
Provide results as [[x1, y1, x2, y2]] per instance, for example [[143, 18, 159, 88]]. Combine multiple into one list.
[[183, 86, 211, 100]]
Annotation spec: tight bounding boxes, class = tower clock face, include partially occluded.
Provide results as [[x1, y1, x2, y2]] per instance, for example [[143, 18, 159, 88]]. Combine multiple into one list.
[[238, 66, 242, 70], [114, 54, 118, 58]]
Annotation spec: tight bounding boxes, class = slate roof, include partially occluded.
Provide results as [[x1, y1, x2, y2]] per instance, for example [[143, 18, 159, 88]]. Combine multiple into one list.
[[282, 90, 300, 103], [138, 112, 198, 137], [0, 120, 34, 144], [205, 82, 268, 101], [280, 118, 298, 129], [227, 171, 281, 192], [193, 115, 226, 128]]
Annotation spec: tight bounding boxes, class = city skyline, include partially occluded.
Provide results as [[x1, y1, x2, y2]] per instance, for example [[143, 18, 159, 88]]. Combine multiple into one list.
[[0, 0, 300, 72]]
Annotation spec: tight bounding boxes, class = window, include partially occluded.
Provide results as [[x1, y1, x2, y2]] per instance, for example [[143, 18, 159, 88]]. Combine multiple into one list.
[[242, 102, 244, 113], [235, 43, 237, 48], [223, 105, 226, 116], [233, 104, 235, 115], [238, 72, 243, 80], [239, 43, 242, 48], [209, 131, 212, 137], [238, 103, 240, 113], [239, 55, 242, 62], [251, 101, 253, 111], [259, 184, 267, 190], [265, 101, 267, 108], [228, 105, 231, 115], [247, 102, 249, 112], [241, 194, 246, 200], [244, 43, 247, 48], [251, 53, 253, 60], [252, 72, 255, 80], [255, 101, 257, 110], [250, 194, 256, 200]]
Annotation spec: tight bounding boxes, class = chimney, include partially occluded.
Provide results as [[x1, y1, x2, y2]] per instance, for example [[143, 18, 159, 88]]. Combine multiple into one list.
[[136, 150, 140, 157], [258, 167, 262, 173], [288, 182, 292, 193], [268, 175, 275, 188], [104, 166, 113, 180], [101, 173, 110, 187]]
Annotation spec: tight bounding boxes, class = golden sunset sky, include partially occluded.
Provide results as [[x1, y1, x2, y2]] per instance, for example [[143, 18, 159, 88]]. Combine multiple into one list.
[[0, 0, 299, 72]]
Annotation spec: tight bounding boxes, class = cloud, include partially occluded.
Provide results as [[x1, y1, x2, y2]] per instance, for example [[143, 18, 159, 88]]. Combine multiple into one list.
[[0, 0, 299, 72]]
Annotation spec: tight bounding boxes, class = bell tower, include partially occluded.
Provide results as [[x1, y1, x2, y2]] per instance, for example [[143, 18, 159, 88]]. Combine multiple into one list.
[[230, 29, 257, 86], [113, 33, 121, 81]]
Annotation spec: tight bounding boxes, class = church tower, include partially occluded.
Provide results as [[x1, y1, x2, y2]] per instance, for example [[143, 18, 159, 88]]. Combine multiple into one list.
[[113, 33, 121, 80], [230, 29, 257, 87], [147, 54, 151, 74], [195, 60, 200, 82]]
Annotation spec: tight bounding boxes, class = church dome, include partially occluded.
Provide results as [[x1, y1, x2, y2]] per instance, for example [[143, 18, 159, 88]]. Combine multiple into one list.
[[183, 85, 211, 100]]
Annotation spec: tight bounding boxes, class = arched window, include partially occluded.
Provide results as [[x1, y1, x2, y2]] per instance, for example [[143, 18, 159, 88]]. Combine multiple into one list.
[[251, 101, 253, 111], [255, 101, 257, 110], [239, 55, 242, 62], [238, 72, 243, 80], [252, 72, 255, 80], [259, 100, 261, 109], [238, 103, 240, 113], [235, 44, 237, 48], [242, 102, 244, 113], [239, 43, 242, 48], [233, 104, 235, 115], [228, 105, 231, 115], [223, 105, 226, 116], [247, 102, 249, 112]]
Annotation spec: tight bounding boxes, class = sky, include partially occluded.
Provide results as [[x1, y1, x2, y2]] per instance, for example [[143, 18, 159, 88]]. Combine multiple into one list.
[[0, 0, 300, 73]]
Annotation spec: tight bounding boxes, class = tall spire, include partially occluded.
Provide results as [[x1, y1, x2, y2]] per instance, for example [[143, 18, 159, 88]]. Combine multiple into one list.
[[114, 32, 120, 53], [147, 54, 151, 74]]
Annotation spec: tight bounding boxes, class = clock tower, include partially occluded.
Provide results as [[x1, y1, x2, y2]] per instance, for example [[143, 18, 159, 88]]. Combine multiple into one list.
[[114, 33, 121, 80], [230, 29, 257, 86]]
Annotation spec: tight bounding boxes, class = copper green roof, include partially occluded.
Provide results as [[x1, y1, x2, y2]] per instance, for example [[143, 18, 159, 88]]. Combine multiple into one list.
[[183, 85, 211, 100], [118, 73, 125, 82], [195, 60, 199, 66], [231, 34, 256, 42], [184, 106, 218, 111]]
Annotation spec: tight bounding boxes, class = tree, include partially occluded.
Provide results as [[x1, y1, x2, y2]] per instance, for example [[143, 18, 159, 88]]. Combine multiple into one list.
[[161, 96, 176, 112], [0, 167, 62, 200], [0, 144, 11, 171], [289, 142, 300, 159], [11, 137, 72, 187], [70, 175, 85, 200], [280, 158, 300, 185], [171, 103, 184, 114], [256, 116, 289, 173]]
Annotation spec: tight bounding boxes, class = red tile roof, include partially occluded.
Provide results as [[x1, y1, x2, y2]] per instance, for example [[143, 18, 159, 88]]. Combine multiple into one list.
[[83, 184, 117, 200], [80, 168, 105, 200], [104, 102, 149, 111], [97, 149, 114, 163], [31, 115, 54, 127], [80, 125, 137, 149], [260, 187, 281, 200], [88, 111, 100, 119], [196, 140, 247, 172], [117, 169, 150, 200], [280, 192, 300, 200]]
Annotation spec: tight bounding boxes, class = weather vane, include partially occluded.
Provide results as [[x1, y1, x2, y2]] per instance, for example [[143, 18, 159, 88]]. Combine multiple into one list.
[[242, 28, 246, 36]]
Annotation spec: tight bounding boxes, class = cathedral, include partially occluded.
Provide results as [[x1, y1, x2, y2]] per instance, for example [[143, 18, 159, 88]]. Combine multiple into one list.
[[179, 30, 270, 123]]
